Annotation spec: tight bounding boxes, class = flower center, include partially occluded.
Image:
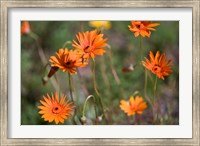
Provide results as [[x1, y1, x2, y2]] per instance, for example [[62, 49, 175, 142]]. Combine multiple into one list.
[[84, 46, 92, 53], [152, 65, 161, 73], [130, 103, 137, 111], [65, 61, 74, 68], [52, 106, 61, 114], [136, 24, 140, 29], [65, 61, 70, 66]]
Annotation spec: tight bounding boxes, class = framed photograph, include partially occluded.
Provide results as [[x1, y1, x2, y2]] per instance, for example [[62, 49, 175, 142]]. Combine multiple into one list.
[[1, 0, 199, 145]]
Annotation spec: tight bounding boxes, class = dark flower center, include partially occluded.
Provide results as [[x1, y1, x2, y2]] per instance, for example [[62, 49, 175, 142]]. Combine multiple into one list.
[[52, 106, 61, 114], [66, 62, 70, 65], [136, 24, 140, 29], [152, 66, 161, 73], [84, 46, 92, 53], [65, 61, 73, 68]]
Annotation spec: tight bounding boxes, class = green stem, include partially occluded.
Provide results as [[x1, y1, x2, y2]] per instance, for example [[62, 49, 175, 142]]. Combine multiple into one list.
[[107, 46, 126, 98], [92, 60, 107, 122], [68, 73, 77, 124], [68, 73, 74, 102], [140, 37, 153, 106], [29, 32, 39, 40], [153, 76, 158, 104], [92, 60, 100, 96], [140, 35, 142, 61], [71, 74, 83, 120], [153, 76, 158, 123], [28, 32, 59, 91], [107, 46, 121, 85], [62, 41, 72, 48], [82, 95, 98, 120], [144, 68, 147, 98], [80, 21, 84, 32], [144, 69, 153, 107]]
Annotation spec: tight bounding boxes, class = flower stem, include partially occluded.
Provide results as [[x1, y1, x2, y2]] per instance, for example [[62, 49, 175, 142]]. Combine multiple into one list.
[[68, 73, 77, 124], [82, 95, 98, 124], [144, 68, 153, 107], [28, 32, 59, 91], [107, 46, 126, 98], [62, 41, 72, 49], [68, 73, 74, 102], [153, 76, 158, 104], [140, 37, 153, 108], [153, 76, 158, 123], [140, 35, 142, 61], [92, 60, 107, 123]]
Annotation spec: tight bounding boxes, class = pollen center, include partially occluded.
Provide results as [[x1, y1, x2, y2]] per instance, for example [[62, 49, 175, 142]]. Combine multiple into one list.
[[152, 66, 161, 73], [84, 46, 92, 53], [52, 106, 61, 114], [65, 61, 72, 68]]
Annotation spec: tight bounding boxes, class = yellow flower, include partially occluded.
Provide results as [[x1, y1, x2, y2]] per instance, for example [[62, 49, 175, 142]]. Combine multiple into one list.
[[89, 21, 111, 30]]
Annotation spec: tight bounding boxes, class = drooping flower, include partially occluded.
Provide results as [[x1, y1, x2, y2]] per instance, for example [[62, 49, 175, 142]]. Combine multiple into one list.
[[122, 64, 134, 73], [49, 48, 88, 75], [38, 92, 75, 124], [120, 96, 147, 116], [128, 21, 160, 37], [72, 30, 108, 59], [142, 51, 172, 80], [89, 21, 111, 30], [21, 21, 31, 35]]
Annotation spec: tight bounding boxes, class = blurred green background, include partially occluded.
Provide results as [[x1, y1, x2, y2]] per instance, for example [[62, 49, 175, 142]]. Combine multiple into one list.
[[21, 21, 179, 125]]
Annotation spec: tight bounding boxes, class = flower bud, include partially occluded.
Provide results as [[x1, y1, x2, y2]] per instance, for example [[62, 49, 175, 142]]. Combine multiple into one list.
[[42, 76, 48, 85], [98, 115, 103, 122], [80, 116, 87, 125]]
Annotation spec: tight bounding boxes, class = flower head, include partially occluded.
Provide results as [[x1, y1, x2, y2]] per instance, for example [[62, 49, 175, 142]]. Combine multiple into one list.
[[89, 21, 111, 30], [21, 21, 31, 35], [72, 30, 108, 59], [120, 96, 147, 116], [128, 21, 160, 37], [49, 48, 88, 75], [38, 92, 75, 124], [142, 51, 172, 80]]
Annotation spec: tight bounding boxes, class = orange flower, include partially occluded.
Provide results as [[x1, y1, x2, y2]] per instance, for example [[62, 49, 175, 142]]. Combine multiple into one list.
[[72, 30, 108, 59], [120, 96, 147, 116], [142, 51, 172, 80], [38, 92, 75, 124], [21, 21, 31, 35], [128, 21, 160, 37], [49, 48, 88, 75]]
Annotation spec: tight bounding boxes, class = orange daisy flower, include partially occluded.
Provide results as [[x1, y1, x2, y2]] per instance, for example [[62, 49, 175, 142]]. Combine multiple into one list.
[[142, 51, 173, 80], [120, 96, 147, 116], [38, 92, 75, 124], [49, 48, 88, 75], [72, 30, 108, 59], [21, 21, 31, 35], [128, 21, 160, 37]]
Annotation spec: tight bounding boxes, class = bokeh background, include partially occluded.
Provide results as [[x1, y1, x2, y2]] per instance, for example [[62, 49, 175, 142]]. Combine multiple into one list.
[[21, 21, 179, 125]]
